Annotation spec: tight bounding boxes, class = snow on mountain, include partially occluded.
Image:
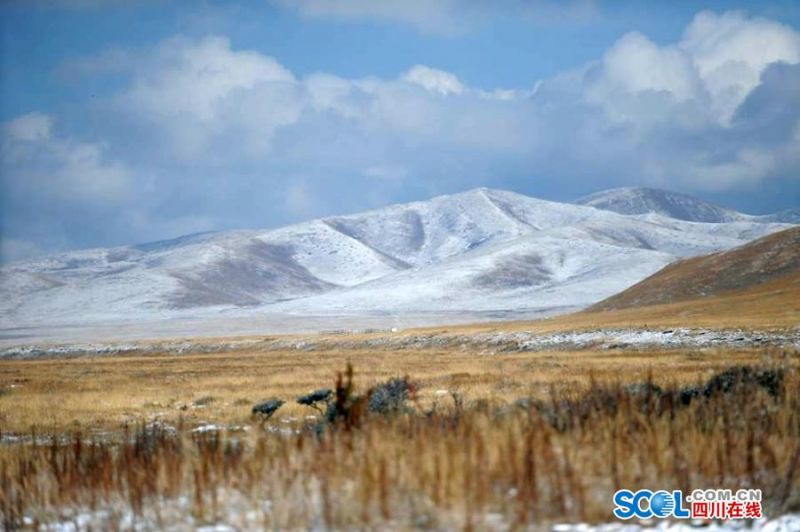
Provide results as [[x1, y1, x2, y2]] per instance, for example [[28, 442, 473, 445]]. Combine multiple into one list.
[[758, 207, 800, 224], [575, 187, 751, 223], [0, 187, 795, 330]]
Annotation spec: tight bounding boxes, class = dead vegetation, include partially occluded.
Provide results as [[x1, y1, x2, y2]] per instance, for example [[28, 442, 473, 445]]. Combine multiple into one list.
[[1, 360, 799, 529], [591, 226, 800, 311], [0, 345, 790, 433]]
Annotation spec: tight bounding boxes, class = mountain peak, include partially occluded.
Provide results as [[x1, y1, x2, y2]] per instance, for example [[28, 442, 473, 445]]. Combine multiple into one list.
[[575, 186, 745, 223], [1, 185, 794, 334]]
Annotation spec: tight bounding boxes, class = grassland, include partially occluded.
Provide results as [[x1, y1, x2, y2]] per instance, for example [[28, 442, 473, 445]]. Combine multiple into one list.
[[445, 270, 800, 334], [1, 280, 799, 529], [0, 345, 793, 434], [2, 269, 796, 435], [590, 227, 800, 312], [1, 355, 799, 529]]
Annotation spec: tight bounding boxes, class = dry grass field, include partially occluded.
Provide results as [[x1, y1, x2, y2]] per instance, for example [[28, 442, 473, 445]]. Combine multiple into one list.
[[444, 271, 800, 334], [590, 227, 800, 312], [1, 356, 798, 529], [1, 279, 799, 529], [0, 345, 794, 434], [0, 274, 798, 434]]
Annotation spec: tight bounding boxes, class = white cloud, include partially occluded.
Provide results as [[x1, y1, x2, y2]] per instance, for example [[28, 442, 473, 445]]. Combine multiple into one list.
[[119, 36, 303, 160], [582, 11, 800, 130], [691, 148, 777, 190], [4, 10, 800, 259], [681, 10, 800, 123], [2, 114, 132, 202], [588, 32, 700, 103], [402, 65, 464, 95], [4, 113, 53, 142], [582, 34, 710, 133], [111, 37, 525, 158], [39, 12, 800, 190]]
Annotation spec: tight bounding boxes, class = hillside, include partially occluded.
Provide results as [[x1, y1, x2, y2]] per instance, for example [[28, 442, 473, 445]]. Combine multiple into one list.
[[591, 226, 800, 311], [0, 187, 795, 330], [575, 186, 800, 224], [575, 187, 748, 222]]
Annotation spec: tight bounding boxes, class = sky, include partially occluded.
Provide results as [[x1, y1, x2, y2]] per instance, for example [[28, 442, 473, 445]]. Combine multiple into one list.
[[1, 0, 800, 261]]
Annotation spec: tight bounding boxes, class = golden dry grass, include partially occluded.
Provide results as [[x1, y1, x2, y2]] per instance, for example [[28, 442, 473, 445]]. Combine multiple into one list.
[[435, 271, 800, 335], [2, 266, 798, 434], [0, 345, 792, 434], [591, 227, 800, 311], [1, 283, 798, 528], [2, 359, 799, 529]]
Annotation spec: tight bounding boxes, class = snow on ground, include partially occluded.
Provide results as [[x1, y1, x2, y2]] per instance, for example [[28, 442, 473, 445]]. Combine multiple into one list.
[[3, 327, 798, 360], [551, 513, 800, 531], [0, 187, 795, 335], [23, 504, 800, 531]]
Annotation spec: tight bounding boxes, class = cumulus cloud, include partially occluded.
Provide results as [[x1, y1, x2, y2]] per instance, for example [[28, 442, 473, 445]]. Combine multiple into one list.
[[99, 36, 528, 160], [584, 32, 706, 128], [2, 113, 132, 202], [117, 36, 303, 161], [402, 65, 464, 95], [4, 113, 53, 142], [1, 113, 136, 259], [583, 10, 800, 131], [570, 10, 800, 190], [681, 10, 800, 123], [2, 10, 800, 260]]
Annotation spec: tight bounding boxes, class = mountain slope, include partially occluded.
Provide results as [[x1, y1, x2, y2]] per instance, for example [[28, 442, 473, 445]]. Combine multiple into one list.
[[759, 208, 800, 224], [576, 187, 749, 222], [0, 187, 795, 329], [591, 226, 800, 311]]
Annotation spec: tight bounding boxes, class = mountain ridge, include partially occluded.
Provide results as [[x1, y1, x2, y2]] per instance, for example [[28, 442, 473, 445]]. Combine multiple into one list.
[[591, 226, 800, 311], [575, 187, 746, 222], [1, 186, 796, 330]]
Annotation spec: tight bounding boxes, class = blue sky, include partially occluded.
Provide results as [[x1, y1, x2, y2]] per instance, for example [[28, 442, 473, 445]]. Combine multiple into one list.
[[1, 0, 800, 260]]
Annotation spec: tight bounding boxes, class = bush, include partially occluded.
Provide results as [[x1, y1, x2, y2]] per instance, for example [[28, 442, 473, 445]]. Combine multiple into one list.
[[251, 398, 284, 419]]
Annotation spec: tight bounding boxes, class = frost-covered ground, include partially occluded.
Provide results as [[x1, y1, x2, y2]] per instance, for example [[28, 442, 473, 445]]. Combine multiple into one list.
[[1, 188, 794, 335], [23, 504, 800, 531], [551, 514, 800, 531], [0, 308, 558, 346], [3, 327, 798, 360]]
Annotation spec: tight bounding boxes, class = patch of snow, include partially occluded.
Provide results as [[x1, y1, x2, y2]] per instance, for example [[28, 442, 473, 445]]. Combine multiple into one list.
[[552, 513, 800, 531]]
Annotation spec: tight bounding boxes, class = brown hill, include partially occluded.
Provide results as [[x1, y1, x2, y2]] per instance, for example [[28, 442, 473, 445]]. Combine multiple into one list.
[[591, 226, 800, 312]]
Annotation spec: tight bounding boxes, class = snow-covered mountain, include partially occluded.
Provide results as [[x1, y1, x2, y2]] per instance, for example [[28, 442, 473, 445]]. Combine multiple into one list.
[[759, 208, 800, 224], [1, 187, 795, 330], [575, 187, 749, 222]]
